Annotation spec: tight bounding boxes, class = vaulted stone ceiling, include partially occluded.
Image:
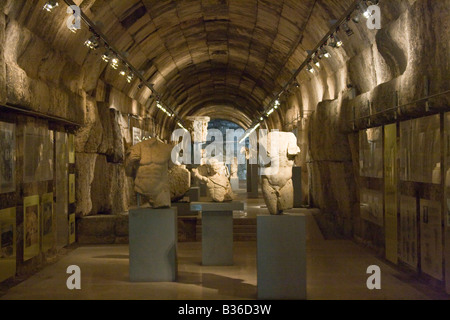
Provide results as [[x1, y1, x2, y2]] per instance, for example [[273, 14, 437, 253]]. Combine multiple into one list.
[[81, 0, 354, 124]]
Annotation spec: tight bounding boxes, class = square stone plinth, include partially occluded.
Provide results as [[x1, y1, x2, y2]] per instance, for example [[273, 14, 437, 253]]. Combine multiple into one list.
[[191, 201, 244, 266], [257, 214, 306, 300], [129, 208, 178, 282]]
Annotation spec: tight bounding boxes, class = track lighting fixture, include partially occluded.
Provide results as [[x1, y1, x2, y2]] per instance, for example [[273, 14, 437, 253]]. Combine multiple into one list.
[[101, 50, 112, 62], [274, 100, 280, 109], [260, 117, 264, 121], [342, 22, 354, 37], [126, 70, 134, 83], [359, 2, 372, 19], [329, 34, 343, 48], [84, 36, 100, 50], [321, 47, 331, 58], [43, 1, 59, 12], [119, 67, 127, 77], [110, 57, 120, 70], [307, 64, 315, 73], [313, 57, 321, 68]]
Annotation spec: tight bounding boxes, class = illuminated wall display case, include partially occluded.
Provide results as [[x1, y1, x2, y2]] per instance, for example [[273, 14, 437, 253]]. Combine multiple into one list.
[[400, 115, 441, 184], [360, 113, 446, 282]]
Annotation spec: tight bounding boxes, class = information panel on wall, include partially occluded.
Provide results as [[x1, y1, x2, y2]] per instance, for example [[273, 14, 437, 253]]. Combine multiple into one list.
[[0, 122, 16, 194], [23, 195, 40, 261], [420, 199, 443, 281], [24, 125, 54, 183], [400, 115, 440, 184], [0, 207, 16, 282], [399, 196, 418, 269], [41, 192, 54, 253], [384, 124, 398, 264], [359, 127, 383, 178]]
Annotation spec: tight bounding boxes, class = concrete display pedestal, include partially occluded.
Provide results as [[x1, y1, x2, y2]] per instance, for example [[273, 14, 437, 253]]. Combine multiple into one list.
[[187, 187, 200, 202], [230, 177, 239, 191], [129, 207, 178, 282], [292, 167, 302, 208], [247, 164, 259, 198], [191, 201, 244, 266], [172, 202, 198, 216], [200, 183, 208, 197], [257, 214, 306, 300]]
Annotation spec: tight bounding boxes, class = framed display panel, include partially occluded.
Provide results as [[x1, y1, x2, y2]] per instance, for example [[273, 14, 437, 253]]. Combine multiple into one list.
[[400, 115, 440, 184], [68, 213, 76, 245], [420, 199, 443, 281], [399, 196, 418, 269], [55, 132, 69, 248], [384, 124, 398, 264], [69, 174, 75, 204], [132, 127, 142, 145], [360, 188, 383, 226], [23, 125, 54, 183], [68, 134, 75, 164], [23, 195, 40, 261], [41, 193, 54, 252], [0, 207, 16, 282], [0, 122, 16, 194], [359, 127, 383, 178]]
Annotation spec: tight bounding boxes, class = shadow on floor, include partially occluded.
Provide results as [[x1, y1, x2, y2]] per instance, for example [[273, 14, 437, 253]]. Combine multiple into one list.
[[178, 271, 257, 299]]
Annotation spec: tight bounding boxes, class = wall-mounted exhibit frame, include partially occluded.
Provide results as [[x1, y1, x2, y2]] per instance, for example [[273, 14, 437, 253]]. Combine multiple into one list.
[[41, 192, 54, 253], [23, 195, 40, 261], [0, 207, 16, 282], [0, 122, 16, 194]]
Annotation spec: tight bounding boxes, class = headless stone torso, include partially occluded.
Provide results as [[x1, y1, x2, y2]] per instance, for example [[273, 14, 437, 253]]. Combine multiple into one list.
[[260, 132, 300, 215], [125, 138, 173, 208]]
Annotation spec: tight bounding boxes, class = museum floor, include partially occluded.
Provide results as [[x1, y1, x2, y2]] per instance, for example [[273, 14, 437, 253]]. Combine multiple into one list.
[[1, 191, 449, 300]]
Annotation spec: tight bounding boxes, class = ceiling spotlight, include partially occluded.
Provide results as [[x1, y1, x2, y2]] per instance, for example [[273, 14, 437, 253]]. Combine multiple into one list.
[[102, 50, 112, 62], [342, 22, 354, 37], [321, 47, 331, 58], [307, 64, 315, 74], [126, 70, 134, 83], [359, 2, 372, 19], [274, 100, 280, 109], [330, 34, 343, 48], [313, 57, 321, 68], [293, 81, 300, 88], [43, 1, 59, 12], [110, 57, 120, 69], [84, 36, 100, 50], [260, 117, 264, 121], [119, 67, 127, 77]]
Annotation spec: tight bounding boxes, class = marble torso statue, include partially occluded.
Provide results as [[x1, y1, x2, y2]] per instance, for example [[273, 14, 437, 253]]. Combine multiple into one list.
[[260, 132, 300, 215], [192, 160, 234, 202], [125, 138, 173, 208]]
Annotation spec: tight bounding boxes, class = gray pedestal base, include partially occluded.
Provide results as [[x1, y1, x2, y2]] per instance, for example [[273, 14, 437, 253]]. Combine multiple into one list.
[[257, 214, 306, 300], [200, 183, 208, 197], [191, 201, 244, 266], [293, 167, 302, 208], [129, 207, 178, 282], [247, 164, 259, 198], [187, 187, 200, 202], [172, 202, 199, 216]]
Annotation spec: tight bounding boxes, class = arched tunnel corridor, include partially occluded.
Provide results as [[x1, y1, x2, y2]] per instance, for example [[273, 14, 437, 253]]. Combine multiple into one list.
[[0, 0, 449, 301]]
